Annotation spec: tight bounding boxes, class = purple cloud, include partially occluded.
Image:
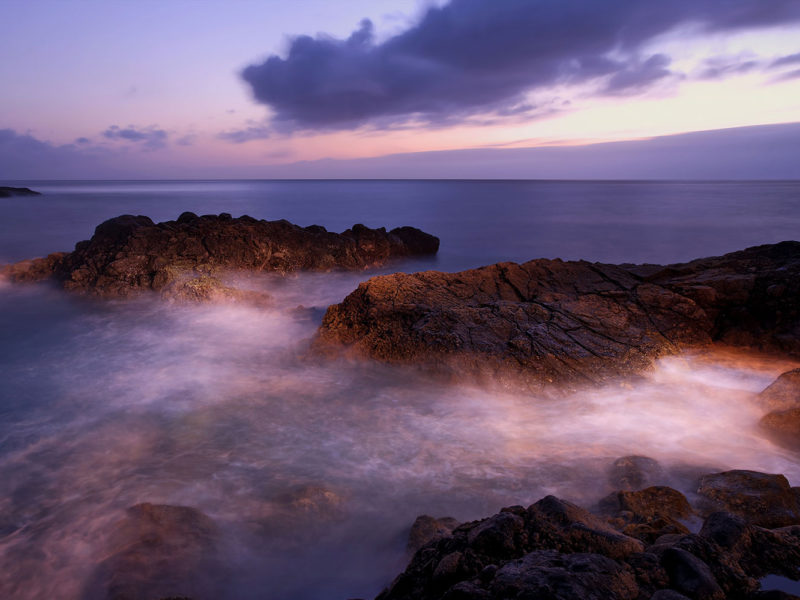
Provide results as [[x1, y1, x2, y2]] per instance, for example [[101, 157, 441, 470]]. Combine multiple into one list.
[[103, 125, 168, 150], [241, 0, 800, 132]]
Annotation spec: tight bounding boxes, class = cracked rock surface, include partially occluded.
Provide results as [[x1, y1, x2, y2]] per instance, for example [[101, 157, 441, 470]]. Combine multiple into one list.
[[315, 242, 800, 387]]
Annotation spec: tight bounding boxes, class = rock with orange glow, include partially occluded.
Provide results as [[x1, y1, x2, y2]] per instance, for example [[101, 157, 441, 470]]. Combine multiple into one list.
[[695, 470, 800, 528], [316, 242, 800, 387], [599, 486, 694, 544], [2, 212, 439, 298], [758, 368, 800, 412]]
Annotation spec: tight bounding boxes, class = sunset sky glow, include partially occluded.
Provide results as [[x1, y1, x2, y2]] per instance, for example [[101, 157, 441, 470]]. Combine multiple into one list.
[[2, 0, 800, 178]]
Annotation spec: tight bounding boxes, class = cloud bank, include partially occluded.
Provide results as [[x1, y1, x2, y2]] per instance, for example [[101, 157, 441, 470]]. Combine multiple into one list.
[[103, 125, 168, 150], [241, 0, 800, 132]]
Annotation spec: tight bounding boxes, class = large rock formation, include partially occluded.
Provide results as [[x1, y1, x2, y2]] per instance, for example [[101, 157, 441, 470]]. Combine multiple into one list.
[[0, 186, 40, 197], [315, 242, 800, 387], [2, 212, 439, 298], [379, 470, 800, 600]]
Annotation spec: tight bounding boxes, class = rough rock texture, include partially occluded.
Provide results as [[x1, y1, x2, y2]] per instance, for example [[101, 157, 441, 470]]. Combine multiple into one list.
[[2, 212, 439, 298], [83, 503, 221, 600], [379, 473, 800, 600], [407, 515, 461, 555], [757, 369, 800, 412], [599, 487, 694, 544], [0, 186, 40, 197], [760, 408, 800, 451], [316, 242, 800, 387], [696, 471, 800, 528]]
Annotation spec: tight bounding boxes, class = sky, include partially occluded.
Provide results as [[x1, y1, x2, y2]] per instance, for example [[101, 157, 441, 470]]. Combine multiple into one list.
[[1, 0, 800, 179]]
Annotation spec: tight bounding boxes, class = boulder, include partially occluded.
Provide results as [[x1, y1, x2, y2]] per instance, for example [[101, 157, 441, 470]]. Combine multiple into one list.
[[83, 503, 221, 600], [599, 487, 694, 543], [2, 213, 439, 299], [757, 369, 800, 412], [696, 471, 800, 528], [608, 456, 667, 491], [316, 242, 800, 387], [759, 408, 800, 451], [407, 515, 461, 555]]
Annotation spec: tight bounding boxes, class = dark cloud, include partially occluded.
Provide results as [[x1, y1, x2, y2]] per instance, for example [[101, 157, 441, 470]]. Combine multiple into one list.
[[697, 55, 759, 80], [103, 125, 168, 150], [241, 0, 800, 132], [217, 123, 271, 143], [770, 52, 800, 68]]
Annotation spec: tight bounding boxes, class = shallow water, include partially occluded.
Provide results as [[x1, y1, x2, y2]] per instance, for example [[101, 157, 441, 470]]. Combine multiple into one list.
[[1, 180, 799, 599]]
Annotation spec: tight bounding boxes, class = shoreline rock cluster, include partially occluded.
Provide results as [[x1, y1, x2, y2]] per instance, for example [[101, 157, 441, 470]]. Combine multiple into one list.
[[383, 465, 800, 600], [1, 212, 440, 300]]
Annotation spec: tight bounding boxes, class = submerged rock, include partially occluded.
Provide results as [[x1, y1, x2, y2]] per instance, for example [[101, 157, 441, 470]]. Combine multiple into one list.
[[84, 503, 221, 600], [407, 515, 461, 555], [2, 213, 439, 299], [0, 186, 40, 197], [608, 456, 667, 491], [316, 242, 800, 387]]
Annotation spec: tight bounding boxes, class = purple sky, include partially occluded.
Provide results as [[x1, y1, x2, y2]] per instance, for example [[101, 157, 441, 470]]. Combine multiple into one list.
[[1, 0, 800, 179]]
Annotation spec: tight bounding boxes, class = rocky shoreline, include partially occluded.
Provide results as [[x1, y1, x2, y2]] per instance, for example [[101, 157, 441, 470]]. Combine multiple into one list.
[[3, 214, 800, 599]]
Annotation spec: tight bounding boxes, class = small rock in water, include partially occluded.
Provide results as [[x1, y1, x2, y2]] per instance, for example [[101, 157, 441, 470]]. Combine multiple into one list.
[[407, 515, 460, 555], [757, 369, 800, 412], [608, 455, 666, 491]]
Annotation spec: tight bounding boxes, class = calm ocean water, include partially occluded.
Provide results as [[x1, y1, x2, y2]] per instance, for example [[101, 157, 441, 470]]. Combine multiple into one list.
[[3, 179, 800, 267], [1, 180, 799, 599]]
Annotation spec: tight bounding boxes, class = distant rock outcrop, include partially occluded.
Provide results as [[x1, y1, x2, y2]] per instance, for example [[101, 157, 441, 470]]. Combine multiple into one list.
[[315, 242, 800, 387], [0, 186, 40, 197], [2, 212, 439, 299]]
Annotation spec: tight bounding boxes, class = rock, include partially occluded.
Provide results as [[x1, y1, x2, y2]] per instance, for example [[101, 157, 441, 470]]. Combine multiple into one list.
[[660, 547, 724, 600], [696, 471, 800, 528], [159, 274, 273, 306], [608, 456, 666, 491], [486, 550, 639, 600], [408, 515, 461, 555], [599, 487, 694, 544], [2, 213, 439, 299], [757, 369, 800, 412], [316, 242, 800, 387], [0, 186, 40, 197], [650, 590, 692, 599], [83, 503, 221, 600], [759, 408, 800, 451]]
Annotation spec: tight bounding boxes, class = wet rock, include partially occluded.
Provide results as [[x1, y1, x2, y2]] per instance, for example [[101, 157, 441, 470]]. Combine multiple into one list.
[[608, 455, 666, 491], [408, 515, 461, 555], [760, 408, 800, 452], [84, 503, 221, 600], [757, 369, 800, 412], [599, 487, 693, 543], [159, 274, 273, 306], [316, 242, 800, 387], [3, 213, 439, 299], [650, 591, 692, 600], [660, 547, 724, 600], [486, 550, 639, 600], [0, 186, 40, 197], [696, 471, 800, 528]]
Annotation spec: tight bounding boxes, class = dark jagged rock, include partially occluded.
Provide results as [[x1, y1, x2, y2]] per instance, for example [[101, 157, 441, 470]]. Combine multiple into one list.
[[316, 242, 800, 387], [83, 503, 221, 600], [0, 186, 40, 197], [2, 213, 439, 299], [696, 471, 800, 528], [377, 471, 800, 600], [608, 456, 667, 491]]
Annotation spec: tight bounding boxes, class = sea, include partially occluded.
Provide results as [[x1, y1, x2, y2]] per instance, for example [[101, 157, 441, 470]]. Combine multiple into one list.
[[1, 179, 799, 599]]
